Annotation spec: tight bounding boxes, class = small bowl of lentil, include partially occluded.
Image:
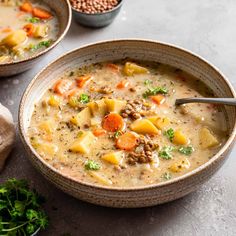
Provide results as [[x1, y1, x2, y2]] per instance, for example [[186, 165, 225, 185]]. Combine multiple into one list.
[[70, 0, 123, 28]]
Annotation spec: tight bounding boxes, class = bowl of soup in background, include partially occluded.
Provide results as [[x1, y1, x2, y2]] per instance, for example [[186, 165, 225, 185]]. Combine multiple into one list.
[[0, 0, 71, 77], [19, 39, 236, 208]]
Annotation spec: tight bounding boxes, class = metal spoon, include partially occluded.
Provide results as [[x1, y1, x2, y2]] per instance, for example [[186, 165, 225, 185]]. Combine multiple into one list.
[[175, 98, 236, 106]]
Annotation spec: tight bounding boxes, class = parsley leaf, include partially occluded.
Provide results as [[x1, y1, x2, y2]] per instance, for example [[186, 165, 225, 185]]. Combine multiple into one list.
[[178, 146, 194, 155], [164, 128, 175, 142], [159, 146, 174, 160], [0, 178, 48, 235], [162, 172, 172, 180], [114, 131, 122, 139], [30, 40, 52, 51], [26, 17, 40, 23], [85, 160, 100, 170], [143, 87, 168, 98], [79, 94, 90, 104], [144, 79, 152, 85]]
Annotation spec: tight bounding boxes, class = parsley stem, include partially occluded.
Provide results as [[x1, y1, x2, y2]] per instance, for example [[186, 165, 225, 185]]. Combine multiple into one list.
[[2, 218, 37, 232]]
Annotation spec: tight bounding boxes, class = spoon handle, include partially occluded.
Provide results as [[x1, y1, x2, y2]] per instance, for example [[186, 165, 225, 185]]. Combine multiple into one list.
[[175, 98, 236, 106]]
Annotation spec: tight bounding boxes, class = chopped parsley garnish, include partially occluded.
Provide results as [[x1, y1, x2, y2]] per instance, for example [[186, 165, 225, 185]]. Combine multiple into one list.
[[162, 172, 172, 180], [114, 131, 122, 139], [79, 94, 90, 104], [30, 40, 52, 51], [0, 178, 48, 235], [159, 146, 174, 160], [85, 160, 100, 171], [164, 128, 175, 142], [77, 131, 84, 137], [178, 146, 194, 156], [26, 17, 40, 23], [144, 79, 152, 85], [143, 87, 168, 98]]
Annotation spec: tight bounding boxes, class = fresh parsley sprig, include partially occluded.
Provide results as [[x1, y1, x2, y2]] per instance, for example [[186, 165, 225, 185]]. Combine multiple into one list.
[[0, 179, 48, 236], [143, 87, 168, 98], [85, 160, 100, 170]]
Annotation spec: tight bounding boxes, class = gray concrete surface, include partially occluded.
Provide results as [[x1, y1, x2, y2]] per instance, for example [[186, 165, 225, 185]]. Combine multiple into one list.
[[1, 0, 236, 235]]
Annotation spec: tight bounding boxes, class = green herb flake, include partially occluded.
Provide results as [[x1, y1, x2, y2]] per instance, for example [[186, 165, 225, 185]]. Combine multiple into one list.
[[164, 128, 175, 142], [85, 160, 100, 171], [30, 40, 52, 51], [79, 94, 90, 104], [114, 131, 122, 139], [26, 17, 40, 23], [144, 80, 152, 86], [178, 146, 194, 156], [159, 146, 174, 160], [143, 87, 168, 98], [0, 178, 48, 235], [162, 172, 172, 180]]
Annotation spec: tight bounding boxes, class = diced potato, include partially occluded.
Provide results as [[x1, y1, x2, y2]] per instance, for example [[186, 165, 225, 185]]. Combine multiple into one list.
[[169, 158, 190, 173], [148, 116, 170, 130], [38, 119, 55, 134], [1, 30, 27, 47], [130, 119, 160, 135], [123, 62, 149, 76], [101, 151, 124, 165], [48, 95, 60, 107], [0, 55, 11, 63], [70, 107, 91, 127], [90, 116, 102, 126], [68, 96, 79, 108], [37, 142, 58, 156], [33, 24, 49, 38], [87, 99, 107, 117], [69, 131, 96, 154], [172, 130, 188, 145], [104, 98, 127, 113], [199, 127, 219, 149], [89, 171, 112, 185]]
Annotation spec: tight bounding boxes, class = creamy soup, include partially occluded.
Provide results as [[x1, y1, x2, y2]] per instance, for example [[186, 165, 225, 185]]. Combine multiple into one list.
[[0, 0, 59, 63], [28, 61, 228, 187]]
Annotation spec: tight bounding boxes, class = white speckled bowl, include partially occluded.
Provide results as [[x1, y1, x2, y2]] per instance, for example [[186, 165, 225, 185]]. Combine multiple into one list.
[[0, 0, 71, 77], [19, 40, 236, 208]]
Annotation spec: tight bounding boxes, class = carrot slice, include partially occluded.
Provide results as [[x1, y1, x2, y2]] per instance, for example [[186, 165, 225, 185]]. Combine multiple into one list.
[[116, 132, 138, 151], [93, 128, 107, 137], [107, 63, 119, 72], [33, 7, 52, 20], [20, 1, 33, 13], [53, 80, 73, 96], [151, 95, 166, 105], [23, 23, 35, 36], [76, 75, 92, 88], [102, 113, 124, 132], [116, 80, 129, 89]]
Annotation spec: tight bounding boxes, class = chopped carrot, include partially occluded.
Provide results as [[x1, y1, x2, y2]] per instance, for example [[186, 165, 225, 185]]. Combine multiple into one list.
[[107, 63, 119, 72], [32, 7, 53, 19], [76, 75, 92, 88], [116, 132, 138, 151], [116, 80, 129, 89], [102, 113, 124, 132], [23, 23, 35, 36], [20, 1, 33, 13], [1, 27, 12, 33], [151, 94, 166, 105], [93, 128, 107, 137], [53, 80, 73, 96]]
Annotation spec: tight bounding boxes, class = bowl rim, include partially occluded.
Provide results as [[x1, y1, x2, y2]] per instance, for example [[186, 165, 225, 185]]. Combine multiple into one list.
[[70, 0, 123, 15], [0, 0, 72, 67], [19, 39, 236, 191]]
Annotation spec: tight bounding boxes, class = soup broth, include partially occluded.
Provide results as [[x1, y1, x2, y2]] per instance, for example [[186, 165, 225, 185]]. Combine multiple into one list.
[[28, 61, 227, 187]]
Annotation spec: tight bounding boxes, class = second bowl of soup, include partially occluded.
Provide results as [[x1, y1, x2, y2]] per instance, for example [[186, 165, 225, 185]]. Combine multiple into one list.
[[19, 40, 236, 207]]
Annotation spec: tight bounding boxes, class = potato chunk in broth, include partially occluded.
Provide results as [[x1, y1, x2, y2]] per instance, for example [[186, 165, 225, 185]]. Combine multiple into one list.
[[28, 61, 227, 187], [0, 0, 59, 63]]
